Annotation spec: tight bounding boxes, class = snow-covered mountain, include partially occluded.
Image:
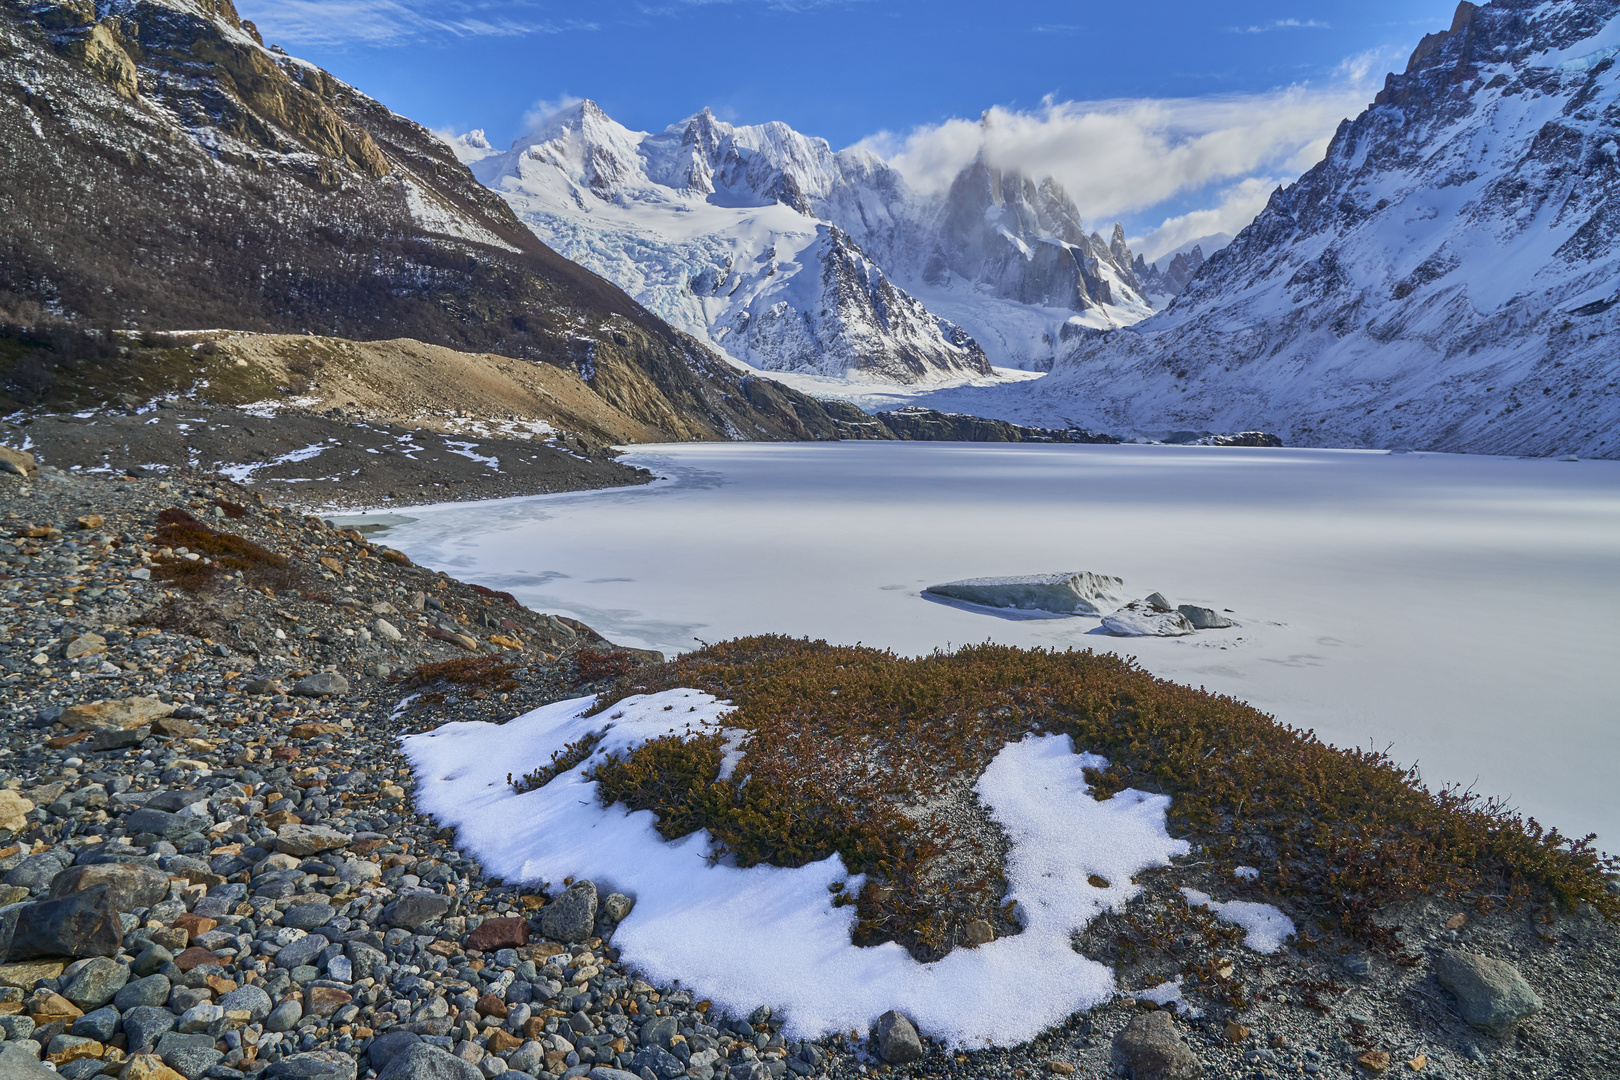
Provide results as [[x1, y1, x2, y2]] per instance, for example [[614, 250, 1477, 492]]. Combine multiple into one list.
[[452, 103, 1155, 383], [1131, 234, 1234, 305], [992, 0, 1620, 457]]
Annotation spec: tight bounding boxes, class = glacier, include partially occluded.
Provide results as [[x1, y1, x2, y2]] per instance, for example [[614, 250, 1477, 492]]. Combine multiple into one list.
[[449, 101, 1161, 385]]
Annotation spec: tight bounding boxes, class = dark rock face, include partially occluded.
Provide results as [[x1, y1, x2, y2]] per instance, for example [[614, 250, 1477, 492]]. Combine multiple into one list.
[[6, 885, 121, 960], [876, 406, 1115, 444]]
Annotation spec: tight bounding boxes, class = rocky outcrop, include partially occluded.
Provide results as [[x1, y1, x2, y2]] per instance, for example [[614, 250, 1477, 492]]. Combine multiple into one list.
[[921, 156, 1149, 316], [0, 1, 893, 445], [874, 406, 1115, 443], [1033, 0, 1620, 457]]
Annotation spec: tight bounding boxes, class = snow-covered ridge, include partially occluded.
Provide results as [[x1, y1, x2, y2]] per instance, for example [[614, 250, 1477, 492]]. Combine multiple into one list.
[[453, 101, 1160, 383], [984, 0, 1620, 457]]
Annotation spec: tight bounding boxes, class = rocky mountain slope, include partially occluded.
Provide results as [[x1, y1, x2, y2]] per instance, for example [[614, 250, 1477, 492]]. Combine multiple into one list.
[[1005, 0, 1620, 457], [0, 0, 890, 445], [454, 104, 1155, 382]]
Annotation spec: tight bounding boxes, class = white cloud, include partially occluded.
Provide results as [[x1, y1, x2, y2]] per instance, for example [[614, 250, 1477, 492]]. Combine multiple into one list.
[[853, 73, 1378, 246], [520, 94, 587, 134], [1131, 177, 1281, 262], [236, 0, 595, 47], [1232, 18, 1331, 33]]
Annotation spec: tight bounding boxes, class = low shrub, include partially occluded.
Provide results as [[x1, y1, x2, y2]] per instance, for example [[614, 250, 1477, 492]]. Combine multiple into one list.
[[402, 655, 519, 689], [572, 636, 1615, 959], [151, 508, 295, 593]]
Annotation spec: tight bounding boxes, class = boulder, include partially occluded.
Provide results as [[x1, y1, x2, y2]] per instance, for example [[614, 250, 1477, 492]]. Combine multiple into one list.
[[7, 886, 121, 960], [540, 881, 597, 944], [119, 1006, 178, 1053], [1112, 1011, 1200, 1080], [57, 697, 175, 732], [291, 673, 349, 698], [216, 984, 273, 1022], [0, 1044, 57, 1080], [114, 974, 172, 1011], [872, 1010, 923, 1064], [382, 893, 451, 931], [264, 1050, 357, 1080], [1101, 599, 1195, 638], [48, 862, 170, 911], [0, 447, 37, 478], [281, 902, 336, 931], [155, 1030, 222, 1080], [272, 932, 329, 970], [367, 1032, 422, 1071], [123, 809, 201, 842], [923, 571, 1125, 616], [119, 1055, 186, 1080], [0, 792, 33, 834], [275, 824, 351, 857], [61, 956, 129, 1009], [375, 1044, 482, 1080], [466, 916, 528, 953], [3, 852, 68, 893], [1436, 950, 1542, 1037], [1176, 605, 1232, 630], [64, 634, 106, 659]]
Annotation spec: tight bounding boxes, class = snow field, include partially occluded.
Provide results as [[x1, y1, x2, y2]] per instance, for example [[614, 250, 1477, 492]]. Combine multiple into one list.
[[378, 442, 1620, 847], [404, 690, 1218, 1046]]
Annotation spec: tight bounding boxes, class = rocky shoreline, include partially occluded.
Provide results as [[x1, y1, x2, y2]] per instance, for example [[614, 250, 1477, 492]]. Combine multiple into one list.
[[1, 464, 1616, 1080]]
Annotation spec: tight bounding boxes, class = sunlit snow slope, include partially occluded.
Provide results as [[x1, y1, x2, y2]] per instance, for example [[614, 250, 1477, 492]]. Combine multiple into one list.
[[1007, 0, 1620, 457], [451, 103, 1157, 383]]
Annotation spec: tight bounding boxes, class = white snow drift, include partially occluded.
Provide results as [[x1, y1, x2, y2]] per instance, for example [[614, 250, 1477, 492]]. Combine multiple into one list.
[[404, 690, 1216, 1046]]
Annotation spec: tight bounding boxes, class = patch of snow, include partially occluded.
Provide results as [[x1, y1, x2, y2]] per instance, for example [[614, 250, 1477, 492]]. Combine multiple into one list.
[[405, 692, 1189, 1046], [1233, 866, 1260, 882], [1180, 888, 1294, 953], [217, 440, 333, 484], [1134, 976, 1203, 1018]]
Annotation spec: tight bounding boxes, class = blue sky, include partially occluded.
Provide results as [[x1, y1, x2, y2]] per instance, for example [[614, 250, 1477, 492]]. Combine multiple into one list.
[[236, 0, 1463, 256]]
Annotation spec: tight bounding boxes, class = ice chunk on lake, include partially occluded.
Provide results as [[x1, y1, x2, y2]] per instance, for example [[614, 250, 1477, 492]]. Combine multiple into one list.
[[1101, 599, 1195, 637], [1177, 605, 1232, 629], [923, 572, 1125, 615]]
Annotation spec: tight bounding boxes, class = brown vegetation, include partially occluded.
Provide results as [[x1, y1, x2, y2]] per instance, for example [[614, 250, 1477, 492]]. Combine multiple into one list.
[[573, 636, 1615, 960]]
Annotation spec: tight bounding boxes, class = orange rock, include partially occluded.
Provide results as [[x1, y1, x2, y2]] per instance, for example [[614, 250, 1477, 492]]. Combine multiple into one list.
[[486, 1030, 522, 1054], [1444, 913, 1467, 930], [173, 947, 221, 972], [49, 1039, 105, 1065], [1044, 1063, 1075, 1075], [1223, 1022, 1249, 1044], [475, 993, 508, 1019], [174, 913, 218, 937], [305, 985, 353, 1018], [1358, 1051, 1391, 1074], [1407, 1055, 1427, 1071], [31, 993, 83, 1021]]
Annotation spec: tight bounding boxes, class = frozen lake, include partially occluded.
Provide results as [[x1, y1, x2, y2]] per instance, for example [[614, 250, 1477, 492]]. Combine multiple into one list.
[[360, 442, 1620, 848]]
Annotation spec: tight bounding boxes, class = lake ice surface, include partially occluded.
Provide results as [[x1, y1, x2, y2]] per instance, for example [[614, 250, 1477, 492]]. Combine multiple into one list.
[[369, 442, 1620, 848]]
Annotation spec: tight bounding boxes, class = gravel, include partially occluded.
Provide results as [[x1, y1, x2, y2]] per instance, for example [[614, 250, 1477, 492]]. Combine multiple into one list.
[[1, 466, 1617, 1080]]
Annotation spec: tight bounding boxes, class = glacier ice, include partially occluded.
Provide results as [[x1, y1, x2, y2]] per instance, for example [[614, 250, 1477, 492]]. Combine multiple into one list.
[[924, 571, 1124, 616], [1101, 598, 1195, 638]]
